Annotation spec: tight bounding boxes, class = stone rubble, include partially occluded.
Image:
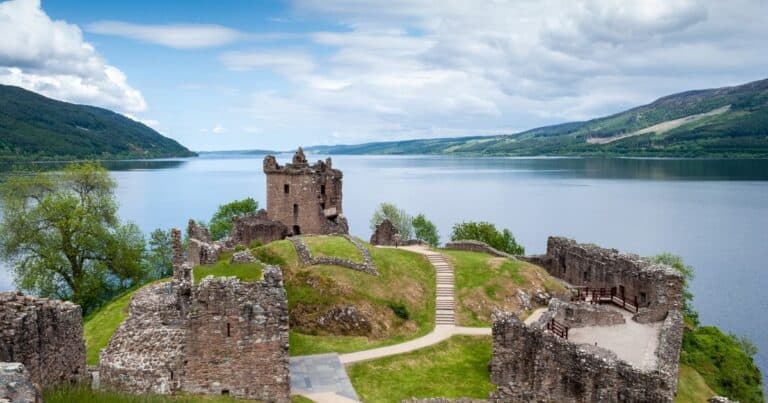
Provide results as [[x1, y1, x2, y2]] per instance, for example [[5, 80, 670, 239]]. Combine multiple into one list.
[[0, 362, 40, 403]]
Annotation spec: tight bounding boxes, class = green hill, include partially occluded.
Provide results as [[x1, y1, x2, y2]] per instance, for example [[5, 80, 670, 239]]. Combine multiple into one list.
[[0, 85, 195, 160], [306, 78, 768, 158]]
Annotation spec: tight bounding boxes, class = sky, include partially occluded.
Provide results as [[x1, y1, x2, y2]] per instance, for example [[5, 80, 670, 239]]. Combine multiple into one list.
[[0, 0, 767, 151]]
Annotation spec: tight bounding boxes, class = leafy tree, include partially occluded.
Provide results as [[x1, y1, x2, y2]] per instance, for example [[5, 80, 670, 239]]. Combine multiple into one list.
[[651, 253, 698, 325], [370, 203, 413, 240], [0, 162, 147, 313], [450, 221, 524, 255], [209, 198, 259, 240], [146, 228, 173, 279], [412, 214, 439, 246]]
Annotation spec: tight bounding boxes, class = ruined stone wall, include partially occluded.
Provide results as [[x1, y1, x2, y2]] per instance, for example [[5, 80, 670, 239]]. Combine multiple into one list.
[[290, 236, 378, 276], [183, 268, 289, 401], [0, 292, 86, 388], [0, 362, 40, 403], [264, 150, 347, 236], [230, 210, 290, 246], [530, 237, 684, 323], [444, 240, 517, 260], [548, 298, 625, 328], [489, 312, 679, 402], [99, 281, 186, 395], [99, 265, 290, 402], [370, 219, 400, 246]]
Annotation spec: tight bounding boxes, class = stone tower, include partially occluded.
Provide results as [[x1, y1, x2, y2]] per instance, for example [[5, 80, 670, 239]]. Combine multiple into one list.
[[263, 148, 348, 235]]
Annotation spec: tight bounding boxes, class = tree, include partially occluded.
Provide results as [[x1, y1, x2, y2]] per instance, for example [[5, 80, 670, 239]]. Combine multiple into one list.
[[0, 162, 147, 312], [209, 198, 259, 240], [146, 228, 173, 279], [412, 214, 439, 246], [651, 253, 698, 325], [370, 203, 413, 240], [450, 221, 525, 255]]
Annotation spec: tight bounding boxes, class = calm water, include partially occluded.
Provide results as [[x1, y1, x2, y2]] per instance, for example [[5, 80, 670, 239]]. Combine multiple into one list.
[[1, 154, 767, 385]]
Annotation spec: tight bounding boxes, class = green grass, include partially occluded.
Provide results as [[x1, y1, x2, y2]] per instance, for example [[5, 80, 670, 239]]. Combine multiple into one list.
[[443, 250, 567, 327], [290, 396, 315, 403], [680, 326, 764, 403], [303, 235, 364, 262], [193, 260, 263, 284], [266, 237, 434, 356], [675, 364, 716, 403], [44, 385, 250, 402], [83, 279, 169, 365], [348, 335, 494, 403]]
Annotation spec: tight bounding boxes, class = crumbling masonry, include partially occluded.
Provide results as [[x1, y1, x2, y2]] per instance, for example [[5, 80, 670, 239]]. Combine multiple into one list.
[[264, 148, 348, 236], [491, 237, 685, 402], [0, 292, 86, 389], [99, 228, 290, 402]]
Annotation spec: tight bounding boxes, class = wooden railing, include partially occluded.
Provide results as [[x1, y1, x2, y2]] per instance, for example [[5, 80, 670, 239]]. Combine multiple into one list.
[[571, 287, 639, 314], [547, 318, 569, 340]]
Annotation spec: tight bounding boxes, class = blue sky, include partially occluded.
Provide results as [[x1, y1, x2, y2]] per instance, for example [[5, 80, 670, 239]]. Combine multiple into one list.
[[1, 0, 767, 151]]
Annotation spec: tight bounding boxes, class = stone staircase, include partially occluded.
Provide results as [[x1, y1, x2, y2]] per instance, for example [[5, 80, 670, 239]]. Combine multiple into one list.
[[426, 252, 455, 326]]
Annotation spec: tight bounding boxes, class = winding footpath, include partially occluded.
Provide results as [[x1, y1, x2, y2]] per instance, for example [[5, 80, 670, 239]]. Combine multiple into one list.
[[291, 244, 491, 403]]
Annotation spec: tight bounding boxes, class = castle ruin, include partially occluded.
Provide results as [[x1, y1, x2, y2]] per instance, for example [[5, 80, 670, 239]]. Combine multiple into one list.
[[490, 237, 685, 402], [99, 229, 290, 402], [264, 148, 348, 236]]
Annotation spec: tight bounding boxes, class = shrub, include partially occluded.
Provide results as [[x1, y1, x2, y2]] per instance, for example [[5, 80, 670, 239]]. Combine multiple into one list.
[[209, 198, 259, 240], [253, 247, 286, 267], [249, 240, 263, 249], [450, 221, 525, 255], [234, 244, 246, 252], [388, 302, 410, 320], [412, 214, 439, 246]]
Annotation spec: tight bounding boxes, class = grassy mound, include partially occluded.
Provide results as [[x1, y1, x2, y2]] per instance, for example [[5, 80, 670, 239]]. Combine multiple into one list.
[[84, 279, 168, 365], [675, 365, 716, 402], [348, 335, 494, 402], [255, 237, 435, 356], [304, 235, 363, 262], [192, 259, 263, 284], [444, 250, 567, 326]]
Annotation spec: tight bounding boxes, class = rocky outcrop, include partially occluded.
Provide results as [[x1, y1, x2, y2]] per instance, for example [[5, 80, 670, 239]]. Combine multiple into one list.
[[315, 305, 373, 336], [370, 219, 400, 246], [0, 363, 40, 403], [0, 292, 86, 388]]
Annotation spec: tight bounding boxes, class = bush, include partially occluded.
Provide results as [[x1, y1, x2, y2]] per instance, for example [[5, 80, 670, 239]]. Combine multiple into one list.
[[388, 302, 410, 320], [249, 240, 263, 249], [450, 221, 524, 255], [681, 326, 763, 402], [253, 247, 286, 267], [412, 214, 439, 246], [370, 202, 413, 240], [234, 244, 246, 252], [209, 198, 259, 240]]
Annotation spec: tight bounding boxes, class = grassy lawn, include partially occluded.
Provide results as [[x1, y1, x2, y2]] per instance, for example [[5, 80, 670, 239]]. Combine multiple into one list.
[[256, 238, 435, 356], [444, 250, 567, 327], [348, 335, 494, 403], [83, 279, 169, 365], [303, 235, 363, 262], [44, 385, 250, 402], [675, 364, 716, 403], [290, 395, 315, 403], [193, 260, 263, 284]]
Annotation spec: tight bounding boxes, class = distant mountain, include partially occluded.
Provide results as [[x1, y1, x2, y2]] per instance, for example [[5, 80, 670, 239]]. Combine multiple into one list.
[[306, 78, 768, 158], [0, 85, 195, 160]]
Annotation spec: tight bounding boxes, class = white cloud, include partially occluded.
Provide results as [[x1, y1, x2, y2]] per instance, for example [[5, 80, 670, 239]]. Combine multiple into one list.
[[220, 50, 315, 74], [0, 0, 146, 113], [87, 21, 246, 49], [212, 124, 226, 134], [226, 0, 766, 144]]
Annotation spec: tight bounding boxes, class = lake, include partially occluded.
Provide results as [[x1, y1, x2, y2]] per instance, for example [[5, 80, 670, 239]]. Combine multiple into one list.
[[1, 153, 767, 386]]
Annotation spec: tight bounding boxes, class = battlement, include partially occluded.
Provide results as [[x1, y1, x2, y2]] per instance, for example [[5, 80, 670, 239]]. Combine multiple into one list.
[[263, 147, 342, 177]]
